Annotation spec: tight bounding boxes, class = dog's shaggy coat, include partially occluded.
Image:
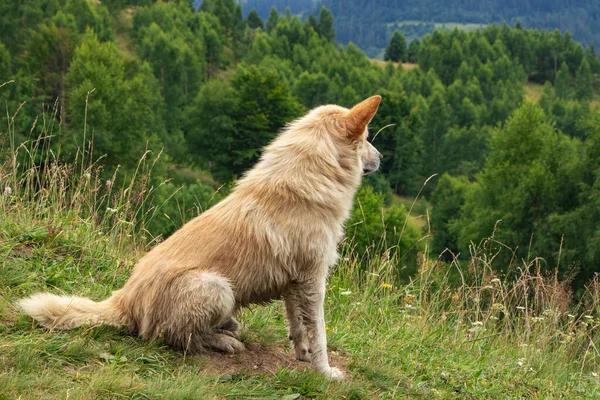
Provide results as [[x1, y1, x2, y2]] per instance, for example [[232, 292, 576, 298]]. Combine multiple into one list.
[[18, 95, 383, 380]]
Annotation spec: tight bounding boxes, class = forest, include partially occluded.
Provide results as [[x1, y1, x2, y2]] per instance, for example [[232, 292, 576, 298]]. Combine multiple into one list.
[[247, 0, 600, 58], [1, 0, 600, 295]]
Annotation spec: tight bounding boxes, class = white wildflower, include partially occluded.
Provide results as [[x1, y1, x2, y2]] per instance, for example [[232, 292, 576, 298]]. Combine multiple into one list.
[[567, 314, 575, 318], [340, 290, 352, 296], [531, 317, 545, 322], [516, 306, 526, 311], [592, 372, 598, 377], [106, 207, 117, 213], [85, 173, 91, 179], [472, 321, 484, 326], [4, 186, 11, 195]]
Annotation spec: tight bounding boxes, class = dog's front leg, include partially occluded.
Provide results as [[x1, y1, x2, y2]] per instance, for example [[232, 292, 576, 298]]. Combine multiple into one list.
[[285, 286, 311, 362], [297, 279, 344, 380]]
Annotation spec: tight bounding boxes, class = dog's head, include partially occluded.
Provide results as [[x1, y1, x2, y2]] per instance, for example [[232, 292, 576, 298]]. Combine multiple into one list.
[[345, 95, 383, 175]]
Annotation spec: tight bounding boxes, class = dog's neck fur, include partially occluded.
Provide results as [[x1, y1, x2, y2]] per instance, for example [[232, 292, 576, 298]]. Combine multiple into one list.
[[233, 105, 362, 224]]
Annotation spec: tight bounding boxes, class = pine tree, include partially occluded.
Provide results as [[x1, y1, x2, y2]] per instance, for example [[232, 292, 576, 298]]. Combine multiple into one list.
[[247, 9, 264, 30], [266, 7, 279, 33], [555, 62, 573, 99], [384, 30, 407, 62], [407, 38, 420, 63], [575, 58, 594, 101], [318, 6, 335, 42]]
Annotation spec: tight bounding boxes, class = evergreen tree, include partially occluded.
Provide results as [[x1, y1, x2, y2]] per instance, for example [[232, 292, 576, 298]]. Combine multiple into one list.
[[407, 38, 420, 63], [384, 30, 407, 63], [247, 9, 264, 30], [229, 65, 303, 177], [266, 7, 279, 33], [318, 7, 335, 42], [555, 62, 573, 99], [575, 57, 594, 100]]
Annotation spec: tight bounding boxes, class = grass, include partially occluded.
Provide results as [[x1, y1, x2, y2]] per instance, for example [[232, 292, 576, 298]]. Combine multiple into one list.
[[524, 82, 545, 102], [2, 113, 600, 399]]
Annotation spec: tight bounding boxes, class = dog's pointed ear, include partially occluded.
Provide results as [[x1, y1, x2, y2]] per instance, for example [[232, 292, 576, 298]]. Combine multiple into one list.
[[346, 95, 382, 139]]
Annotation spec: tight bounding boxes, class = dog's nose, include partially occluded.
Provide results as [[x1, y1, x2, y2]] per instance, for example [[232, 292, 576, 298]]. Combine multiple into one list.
[[378, 151, 383, 160]]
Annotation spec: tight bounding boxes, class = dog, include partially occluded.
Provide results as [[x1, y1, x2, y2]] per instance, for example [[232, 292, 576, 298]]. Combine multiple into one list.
[[18, 95, 382, 380]]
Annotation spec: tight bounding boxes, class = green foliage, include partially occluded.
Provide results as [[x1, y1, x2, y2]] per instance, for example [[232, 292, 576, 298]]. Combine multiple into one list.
[[346, 186, 423, 277], [66, 30, 165, 173], [430, 174, 471, 258], [384, 30, 407, 62], [555, 62, 573, 99], [317, 7, 335, 42], [247, 9, 264, 30], [229, 65, 303, 178], [575, 57, 594, 101], [456, 103, 583, 277], [146, 181, 224, 237]]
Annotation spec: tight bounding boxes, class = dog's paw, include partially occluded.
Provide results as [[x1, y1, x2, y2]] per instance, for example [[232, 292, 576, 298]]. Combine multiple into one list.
[[294, 343, 311, 362], [206, 333, 246, 354], [322, 366, 344, 381], [295, 349, 311, 362]]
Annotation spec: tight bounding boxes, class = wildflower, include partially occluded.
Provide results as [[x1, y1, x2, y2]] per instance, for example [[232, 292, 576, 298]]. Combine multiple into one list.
[[381, 283, 392, 289], [517, 358, 525, 367], [4, 186, 11, 195], [567, 314, 575, 318], [325, 326, 330, 331], [516, 306, 526, 311], [593, 372, 598, 377], [106, 207, 117, 213], [472, 321, 484, 326], [531, 317, 545, 322], [85, 173, 91, 179], [340, 290, 352, 296]]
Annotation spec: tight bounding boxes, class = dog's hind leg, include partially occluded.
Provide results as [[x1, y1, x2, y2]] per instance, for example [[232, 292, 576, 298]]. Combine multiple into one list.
[[214, 316, 241, 339], [160, 271, 245, 354]]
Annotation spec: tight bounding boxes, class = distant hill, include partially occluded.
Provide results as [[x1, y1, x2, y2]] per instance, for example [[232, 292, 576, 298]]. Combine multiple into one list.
[[242, 0, 600, 58]]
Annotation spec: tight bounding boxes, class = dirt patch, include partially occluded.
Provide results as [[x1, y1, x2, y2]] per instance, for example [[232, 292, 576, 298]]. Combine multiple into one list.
[[195, 343, 349, 378]]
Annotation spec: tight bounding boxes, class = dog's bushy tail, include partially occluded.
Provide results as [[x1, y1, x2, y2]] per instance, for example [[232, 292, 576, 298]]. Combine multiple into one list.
[[18, 293, 127, 329]]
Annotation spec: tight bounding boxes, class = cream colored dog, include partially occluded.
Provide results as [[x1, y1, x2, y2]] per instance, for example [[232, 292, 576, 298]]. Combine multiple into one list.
[[18, 95, 382, 380]]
